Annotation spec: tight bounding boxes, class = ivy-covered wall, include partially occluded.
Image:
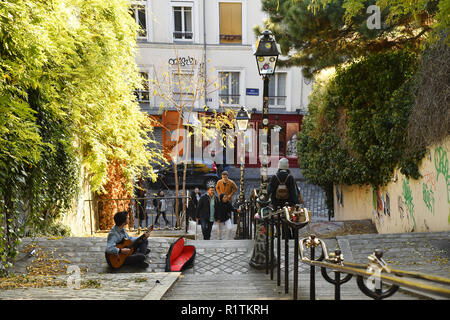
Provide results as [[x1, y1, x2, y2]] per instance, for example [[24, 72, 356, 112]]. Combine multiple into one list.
[[60, 164, 93, 236], [334, 137, 450, 233], [298, 51, 423, 218]]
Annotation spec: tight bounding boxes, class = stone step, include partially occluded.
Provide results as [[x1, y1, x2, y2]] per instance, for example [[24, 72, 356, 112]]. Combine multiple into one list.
[[162, 273, 422, 300]]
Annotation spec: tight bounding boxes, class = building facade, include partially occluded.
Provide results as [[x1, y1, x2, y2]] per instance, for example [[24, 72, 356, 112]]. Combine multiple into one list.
[[132, 0, 313, 167]]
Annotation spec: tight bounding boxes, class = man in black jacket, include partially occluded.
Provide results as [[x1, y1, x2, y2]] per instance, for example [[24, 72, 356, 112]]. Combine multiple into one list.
[[195, 187, 219, 240], [268, 158, 302, 210]]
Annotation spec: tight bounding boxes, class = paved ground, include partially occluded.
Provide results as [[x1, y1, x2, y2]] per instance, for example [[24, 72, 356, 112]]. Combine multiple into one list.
[[1, 168, 447, 300], [0, 272, 179, 300], [2, 226, 448, 300]]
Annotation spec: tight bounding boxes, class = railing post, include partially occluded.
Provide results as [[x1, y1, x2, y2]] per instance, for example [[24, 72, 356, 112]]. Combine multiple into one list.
[[277, 209, 281, 287], [284, 220, 289, 294], [243, 203, 247, 239], [248, 202, 254, 240], [265, 218, 269, 275], [310, 237, 316, 300], [246, 202, 250, 239], [270, 215, 275, 280], [293, 227, 299, 300], [335, 271, 341, 300]]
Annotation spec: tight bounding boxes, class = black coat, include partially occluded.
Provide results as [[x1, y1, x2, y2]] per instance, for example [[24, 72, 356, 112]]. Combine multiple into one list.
[[215, 201, 236, 221], [267, 169, 300, 209], [188, 191, 202, 219], [196, 194, 219, 222]]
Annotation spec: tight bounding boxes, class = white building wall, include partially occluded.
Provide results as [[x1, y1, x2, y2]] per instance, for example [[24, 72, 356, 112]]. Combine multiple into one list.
[[134, 0, 312, 113]]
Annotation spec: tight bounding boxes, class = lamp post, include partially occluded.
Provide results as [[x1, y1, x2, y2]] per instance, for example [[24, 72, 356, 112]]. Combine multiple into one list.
[[235, 106, 250, 239], [249, 30, 280, 269]]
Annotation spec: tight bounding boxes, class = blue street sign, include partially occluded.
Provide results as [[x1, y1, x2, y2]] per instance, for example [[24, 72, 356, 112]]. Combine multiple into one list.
[[246, 88, 259, 96]]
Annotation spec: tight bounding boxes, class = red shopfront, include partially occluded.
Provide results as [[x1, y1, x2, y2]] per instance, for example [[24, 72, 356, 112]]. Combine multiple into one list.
[[238, 112, 303, 168]]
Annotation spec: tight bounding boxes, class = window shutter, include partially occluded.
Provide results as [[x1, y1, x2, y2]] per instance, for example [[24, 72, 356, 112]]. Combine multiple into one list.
[[219, 3, 242, 43]]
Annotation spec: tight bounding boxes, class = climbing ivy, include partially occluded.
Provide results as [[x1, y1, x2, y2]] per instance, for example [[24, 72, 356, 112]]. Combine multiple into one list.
[[0, 0, 162, 274], [298, 51, 424, 211]]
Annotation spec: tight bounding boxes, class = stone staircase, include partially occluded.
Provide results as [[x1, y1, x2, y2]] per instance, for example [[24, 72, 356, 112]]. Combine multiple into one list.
[[8, 229, 448, 300]]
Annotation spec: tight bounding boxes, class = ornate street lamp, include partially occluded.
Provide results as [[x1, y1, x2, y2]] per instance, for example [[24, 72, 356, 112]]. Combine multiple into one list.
[[235, 106, 250, 239], [254, 30, 280, 77], [235, 106, 250, 132], [249, 30, 280, 269]]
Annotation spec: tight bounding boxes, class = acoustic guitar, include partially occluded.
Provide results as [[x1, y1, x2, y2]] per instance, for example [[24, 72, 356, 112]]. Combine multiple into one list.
[[105, 225, 154, 269]]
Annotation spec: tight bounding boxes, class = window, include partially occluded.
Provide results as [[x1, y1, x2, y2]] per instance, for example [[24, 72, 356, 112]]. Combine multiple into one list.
[[172, 72, 194, 104], [219, 72, 240, 105], [173, 6, 193, 40], [269, 73, 287, 107], [219, 2, 242, 44], [131, 2, 147, 39], [135, 72, 150, 102]]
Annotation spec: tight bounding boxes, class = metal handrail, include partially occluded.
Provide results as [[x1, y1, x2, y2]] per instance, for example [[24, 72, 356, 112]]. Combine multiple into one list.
[[298, 233, 450, 300], [244, 192, 450, 300]]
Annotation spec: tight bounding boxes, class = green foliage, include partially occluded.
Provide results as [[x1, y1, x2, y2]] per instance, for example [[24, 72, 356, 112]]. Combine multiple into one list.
[[260, 0, 440, 77], [38, 222, 72, 238], [298, 51, 422, 197], [0, 0, 161, 274]]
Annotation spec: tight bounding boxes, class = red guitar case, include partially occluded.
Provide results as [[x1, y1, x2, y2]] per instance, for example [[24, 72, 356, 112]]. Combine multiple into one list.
[[165, 237, 196, 272]]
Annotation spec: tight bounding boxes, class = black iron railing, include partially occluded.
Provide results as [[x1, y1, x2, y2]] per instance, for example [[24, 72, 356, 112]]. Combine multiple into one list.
[[85, 196, 190, 234], [242, 189, 450, 300]]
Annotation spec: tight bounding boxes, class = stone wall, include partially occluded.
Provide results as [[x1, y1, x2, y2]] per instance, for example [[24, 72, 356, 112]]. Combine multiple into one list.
[[334, 136, 450, 233]]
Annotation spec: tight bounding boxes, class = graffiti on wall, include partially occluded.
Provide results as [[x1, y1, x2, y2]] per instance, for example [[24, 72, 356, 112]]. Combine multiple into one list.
[[422, 183, 435, 214], [372, 188, 391, 225], [402, 178, 416, 230], [434, 146, 449, 223]]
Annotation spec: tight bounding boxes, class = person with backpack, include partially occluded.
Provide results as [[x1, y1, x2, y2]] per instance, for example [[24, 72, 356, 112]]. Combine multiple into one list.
[[268, 158, 303, 210]]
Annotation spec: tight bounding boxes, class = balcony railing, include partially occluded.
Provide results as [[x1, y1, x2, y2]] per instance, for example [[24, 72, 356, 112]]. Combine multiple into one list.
[[220, 34, 242, 42], [135, 90, 150, 102], [173, 31, 193, 40]]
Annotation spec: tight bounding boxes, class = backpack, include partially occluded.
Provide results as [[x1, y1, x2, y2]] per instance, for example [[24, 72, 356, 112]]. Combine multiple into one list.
[[275, 174, 290, 200]]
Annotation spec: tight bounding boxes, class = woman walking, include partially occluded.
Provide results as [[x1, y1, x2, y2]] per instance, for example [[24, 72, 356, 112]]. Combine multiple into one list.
[[215, 194, 238, 240]]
